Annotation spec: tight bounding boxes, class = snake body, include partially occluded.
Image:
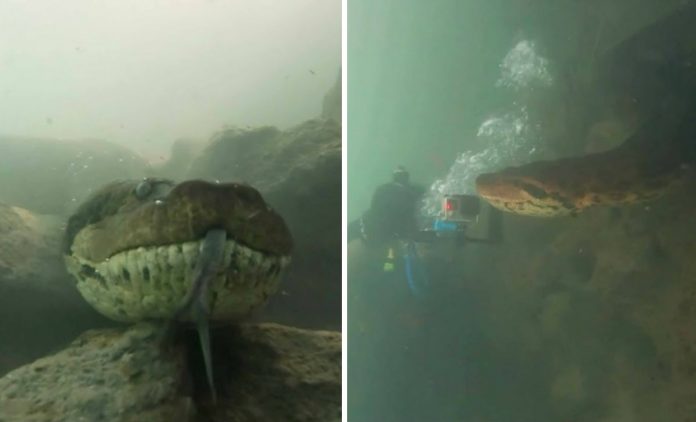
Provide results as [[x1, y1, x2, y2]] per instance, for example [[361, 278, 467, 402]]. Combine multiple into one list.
[[475, 112, 693, 217]]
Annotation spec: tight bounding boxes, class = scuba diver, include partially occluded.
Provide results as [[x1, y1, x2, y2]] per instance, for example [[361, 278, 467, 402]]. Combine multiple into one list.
[[348, 166, 430, 297], [348, 165, 424, 244]]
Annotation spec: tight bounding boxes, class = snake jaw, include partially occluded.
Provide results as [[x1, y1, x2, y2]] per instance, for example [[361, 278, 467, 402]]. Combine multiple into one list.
[[64, 235, 291, 322]]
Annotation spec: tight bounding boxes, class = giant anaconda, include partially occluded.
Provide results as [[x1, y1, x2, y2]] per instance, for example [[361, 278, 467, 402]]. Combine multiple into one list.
[[475, 111, 694, 217], [63, 177, 292, 399], [475, 1, 696, 218]]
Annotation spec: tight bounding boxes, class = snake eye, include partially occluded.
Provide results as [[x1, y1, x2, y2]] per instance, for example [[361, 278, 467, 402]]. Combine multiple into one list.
[[134, 179, 153, 199]]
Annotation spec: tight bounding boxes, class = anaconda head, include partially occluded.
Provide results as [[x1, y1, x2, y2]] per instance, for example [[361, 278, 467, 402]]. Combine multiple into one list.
[[63, 178, 292, 323], [475, 164, 582, 217], [475, 147, 684, 217]]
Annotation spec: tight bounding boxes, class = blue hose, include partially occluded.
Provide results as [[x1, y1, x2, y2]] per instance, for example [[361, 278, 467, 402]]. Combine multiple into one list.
[[403, 240, 429, 297]]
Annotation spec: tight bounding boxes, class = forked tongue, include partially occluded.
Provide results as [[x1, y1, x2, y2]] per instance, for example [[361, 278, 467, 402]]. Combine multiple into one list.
[[174, 228, 227, 404]]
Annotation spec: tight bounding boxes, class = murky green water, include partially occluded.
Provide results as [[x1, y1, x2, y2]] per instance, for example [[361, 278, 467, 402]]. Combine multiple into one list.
[[0, 3, 341, 419], [348, 1, 696, 421]]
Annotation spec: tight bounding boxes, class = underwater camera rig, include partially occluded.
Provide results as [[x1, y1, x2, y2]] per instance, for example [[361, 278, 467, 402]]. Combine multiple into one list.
[[415, 194, 503, 245]]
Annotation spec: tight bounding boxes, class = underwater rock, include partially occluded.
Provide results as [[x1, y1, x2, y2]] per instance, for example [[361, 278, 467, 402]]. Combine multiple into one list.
[[188, 119, 341, 329], [0, 322, 341, 422], [187, 119, 340, 195], [147, 138, 207, 180], [0, 204, 62, 286], [583, 117, 637, 154], [0, 137, 149, 216], [0, 204, 110, 376], [201, 323, 341, 421], [484, 176, 696, 420], [516, 0, 691, 157], [0, 323, 192, 422], [321, 68, 342, 123]]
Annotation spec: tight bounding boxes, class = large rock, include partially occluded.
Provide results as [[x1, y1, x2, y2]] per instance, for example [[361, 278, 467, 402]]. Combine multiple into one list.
[[458, 179, 696, 421], [506, 1, 694, 159], [0, 322, 341, 422], [187, 119, 340, 195], [0, 137, 149, 216], [322, 68, 341, 123], [0, 204, 112, 376], [522, 180, 696, 421], [187, 119, 341, 329], [0, 323, 193, 422], [0, 204, 62, 285], [147, 138, 207, 180], [201, 323, 341, 421]]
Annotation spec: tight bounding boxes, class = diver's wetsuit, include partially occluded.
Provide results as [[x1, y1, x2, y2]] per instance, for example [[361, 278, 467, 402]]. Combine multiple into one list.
[[348, 180, 425, 246]]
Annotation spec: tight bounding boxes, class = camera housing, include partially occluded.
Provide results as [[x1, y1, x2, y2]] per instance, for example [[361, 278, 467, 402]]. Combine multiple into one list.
[[417, 194, 502, 244]]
